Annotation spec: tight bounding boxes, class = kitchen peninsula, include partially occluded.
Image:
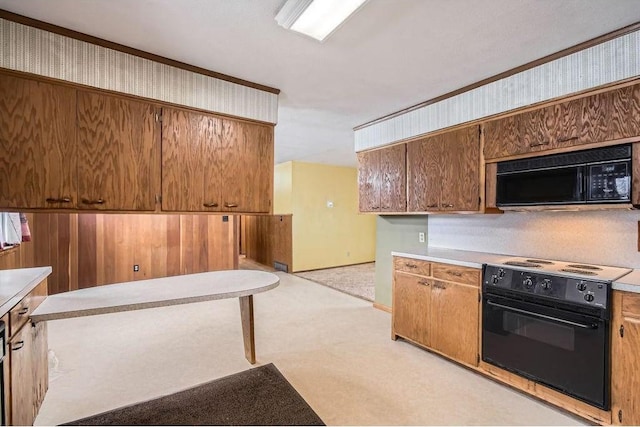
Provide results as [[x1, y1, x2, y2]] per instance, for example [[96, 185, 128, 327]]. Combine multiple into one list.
[[0, 267, 279, 425]]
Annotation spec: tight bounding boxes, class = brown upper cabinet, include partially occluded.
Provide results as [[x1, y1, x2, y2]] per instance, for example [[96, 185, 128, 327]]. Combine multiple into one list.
[[0, 71, 274, 214], [357, 144, 406, 213], [162, 108, 273, 213], [407, 125, 480, 212], [485, 83, 640, 161], [0, 74, 77, 209], [77, 91, 160, 211]]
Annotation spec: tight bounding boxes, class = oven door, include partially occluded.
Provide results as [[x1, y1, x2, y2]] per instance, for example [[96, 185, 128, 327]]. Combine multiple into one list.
[[482, 294, 608, 409], [496, 165, 585, 206]]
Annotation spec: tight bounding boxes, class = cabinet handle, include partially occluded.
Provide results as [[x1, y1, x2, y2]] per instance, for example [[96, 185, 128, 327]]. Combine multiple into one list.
[[405, 263, 418, 269], [529, 140, 550, 147], [81, 198, 105, 205], [417, 280, 430, 286], [426, 204, 438, 208], [12, 341, 24, 351], [370, 206, 379, 210], [557, 136, 579, 143], [442, 204, 454, 208], [203, 202, 219, 208], [224, 203, 238, 208], [450, 271, 463, 277], [46, 197, 71, 203], [17, 307, 29, 315]]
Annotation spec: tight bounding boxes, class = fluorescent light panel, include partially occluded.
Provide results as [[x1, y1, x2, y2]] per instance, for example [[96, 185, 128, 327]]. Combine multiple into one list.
[[276, 0, 368, 41]]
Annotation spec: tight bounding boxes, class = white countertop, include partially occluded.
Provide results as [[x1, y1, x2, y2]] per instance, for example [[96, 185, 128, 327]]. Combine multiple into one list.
[[392, 247, 506, 269], [31, 269, 280, 322], [0, 267, 52, 317], [393, 247, 640, 294], [613, 270, 640, 293]]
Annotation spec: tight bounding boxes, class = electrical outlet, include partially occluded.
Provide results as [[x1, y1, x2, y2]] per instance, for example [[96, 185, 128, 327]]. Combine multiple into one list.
[[419, 232, 425, 243], [133, 264, 140, 272]]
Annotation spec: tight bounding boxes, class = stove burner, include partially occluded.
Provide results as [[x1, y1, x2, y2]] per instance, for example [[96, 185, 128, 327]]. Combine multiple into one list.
[[504, 261, 541, 268], [566, 264, 602, 271], [560, 268, 597, 276], [525, 259, 554, 265]]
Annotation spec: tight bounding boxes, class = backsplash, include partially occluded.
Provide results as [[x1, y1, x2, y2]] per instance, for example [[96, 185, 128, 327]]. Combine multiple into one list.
[[428, 210, 640, 268]]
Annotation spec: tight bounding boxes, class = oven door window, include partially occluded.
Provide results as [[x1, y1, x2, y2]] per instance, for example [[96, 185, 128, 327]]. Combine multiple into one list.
[[503, 310, 575, 351], [496, 165, 584, 206], [482, 296, 607, 409]]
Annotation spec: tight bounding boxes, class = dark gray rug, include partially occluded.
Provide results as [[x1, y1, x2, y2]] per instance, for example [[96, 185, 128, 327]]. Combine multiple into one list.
[[63, 363, 324, 426]]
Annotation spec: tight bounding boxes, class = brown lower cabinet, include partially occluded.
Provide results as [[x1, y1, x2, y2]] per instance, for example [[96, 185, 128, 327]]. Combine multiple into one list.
[[612, 290, 640, 425], [391, 257, 626, 425], [392, 257, 480, 367], [3, 279, 48, 426]]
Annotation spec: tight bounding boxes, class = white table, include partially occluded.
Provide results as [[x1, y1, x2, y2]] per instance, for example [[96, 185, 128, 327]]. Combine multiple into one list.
[[30, 270, 280, 364]]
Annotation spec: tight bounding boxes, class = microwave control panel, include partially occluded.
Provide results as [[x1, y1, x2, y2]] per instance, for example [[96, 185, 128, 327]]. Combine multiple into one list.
[[588, 162, 630, 201]]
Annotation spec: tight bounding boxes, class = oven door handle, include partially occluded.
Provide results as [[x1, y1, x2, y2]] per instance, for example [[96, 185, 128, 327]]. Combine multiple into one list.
[[486, 300, 599, 329]]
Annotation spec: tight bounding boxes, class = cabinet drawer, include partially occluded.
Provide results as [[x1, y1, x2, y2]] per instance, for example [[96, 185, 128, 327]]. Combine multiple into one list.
[[432, 263, 480, 286], [621, 291, 640, 318], [393, 257, 430, 276], [9, 279, 47, 338]]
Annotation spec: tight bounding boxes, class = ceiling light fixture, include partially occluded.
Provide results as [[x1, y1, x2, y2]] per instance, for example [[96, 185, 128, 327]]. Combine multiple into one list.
[[275, 0, 369, 42]]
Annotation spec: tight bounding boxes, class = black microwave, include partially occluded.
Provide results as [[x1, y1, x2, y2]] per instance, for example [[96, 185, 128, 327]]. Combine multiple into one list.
[[496, 144, 632, 207]]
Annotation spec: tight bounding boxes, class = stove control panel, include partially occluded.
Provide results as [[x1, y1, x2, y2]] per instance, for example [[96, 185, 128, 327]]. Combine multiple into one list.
[[483, 265, 608, 308]]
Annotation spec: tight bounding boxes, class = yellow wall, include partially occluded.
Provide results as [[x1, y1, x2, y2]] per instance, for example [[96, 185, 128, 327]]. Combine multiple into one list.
[[273, 162, 293, 214], [288, 162, 376, 272]]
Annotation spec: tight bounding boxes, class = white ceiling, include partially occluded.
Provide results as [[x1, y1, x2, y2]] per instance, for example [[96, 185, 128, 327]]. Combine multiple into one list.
[[1, 0, 640, 167]]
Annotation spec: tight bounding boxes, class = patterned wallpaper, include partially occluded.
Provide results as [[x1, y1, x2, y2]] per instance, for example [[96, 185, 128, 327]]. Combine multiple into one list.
[[355, 29, 640, 151], [0, 18, 278, 124]]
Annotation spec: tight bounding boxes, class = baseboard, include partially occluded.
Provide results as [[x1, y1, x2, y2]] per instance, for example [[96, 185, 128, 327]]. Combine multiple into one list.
[[373, 302, 391, 313]]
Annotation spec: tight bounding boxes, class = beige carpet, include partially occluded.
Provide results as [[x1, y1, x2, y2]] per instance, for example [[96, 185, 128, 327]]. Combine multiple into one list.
[[295, 263, 376, 302], [36, 271, 583, 426]]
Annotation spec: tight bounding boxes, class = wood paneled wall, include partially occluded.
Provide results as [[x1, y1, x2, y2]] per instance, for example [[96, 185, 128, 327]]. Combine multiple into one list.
[[26, 213, 238, 293], [243, 215, 292, 271]]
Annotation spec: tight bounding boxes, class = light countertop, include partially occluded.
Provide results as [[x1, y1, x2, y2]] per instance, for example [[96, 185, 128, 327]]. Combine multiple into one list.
[[0, 267, 52, 317], [612, 270, 640, 293], [391, 247, 506, 269], [393, 248, 640, 294], [31, 269, 280, 322]]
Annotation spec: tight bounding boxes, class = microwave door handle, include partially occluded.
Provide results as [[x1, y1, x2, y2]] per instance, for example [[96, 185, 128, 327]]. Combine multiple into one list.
[[577, 167, 585, 200], [486, 300, 598, 329]]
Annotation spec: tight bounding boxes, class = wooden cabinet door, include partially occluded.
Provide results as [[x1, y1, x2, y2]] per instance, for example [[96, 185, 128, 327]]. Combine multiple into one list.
[[521, 106, 554, 153], [407, 136, 441, 211], [162, 108, 219, 211], [430, 281, 479, 367], [380, 144, 406, 212], [0, 74, 76, 209], [218, 119, 273, 213], [10, 325, 34, 426], [77, 91, 159, 211], [581, 91, 613, 145], [483, 115, 523, 160], [440, 126, 480, 211], [612, 291, 640, 425], [357, 150, 381, 212], [608, 84, 640, 141], [32, 322, 48, 414], [392, 272, 432, 347], [550, 99, 581, 149]]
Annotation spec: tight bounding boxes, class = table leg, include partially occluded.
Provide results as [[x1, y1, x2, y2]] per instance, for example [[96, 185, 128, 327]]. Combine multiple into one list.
[[239, 295, 255, 364]]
